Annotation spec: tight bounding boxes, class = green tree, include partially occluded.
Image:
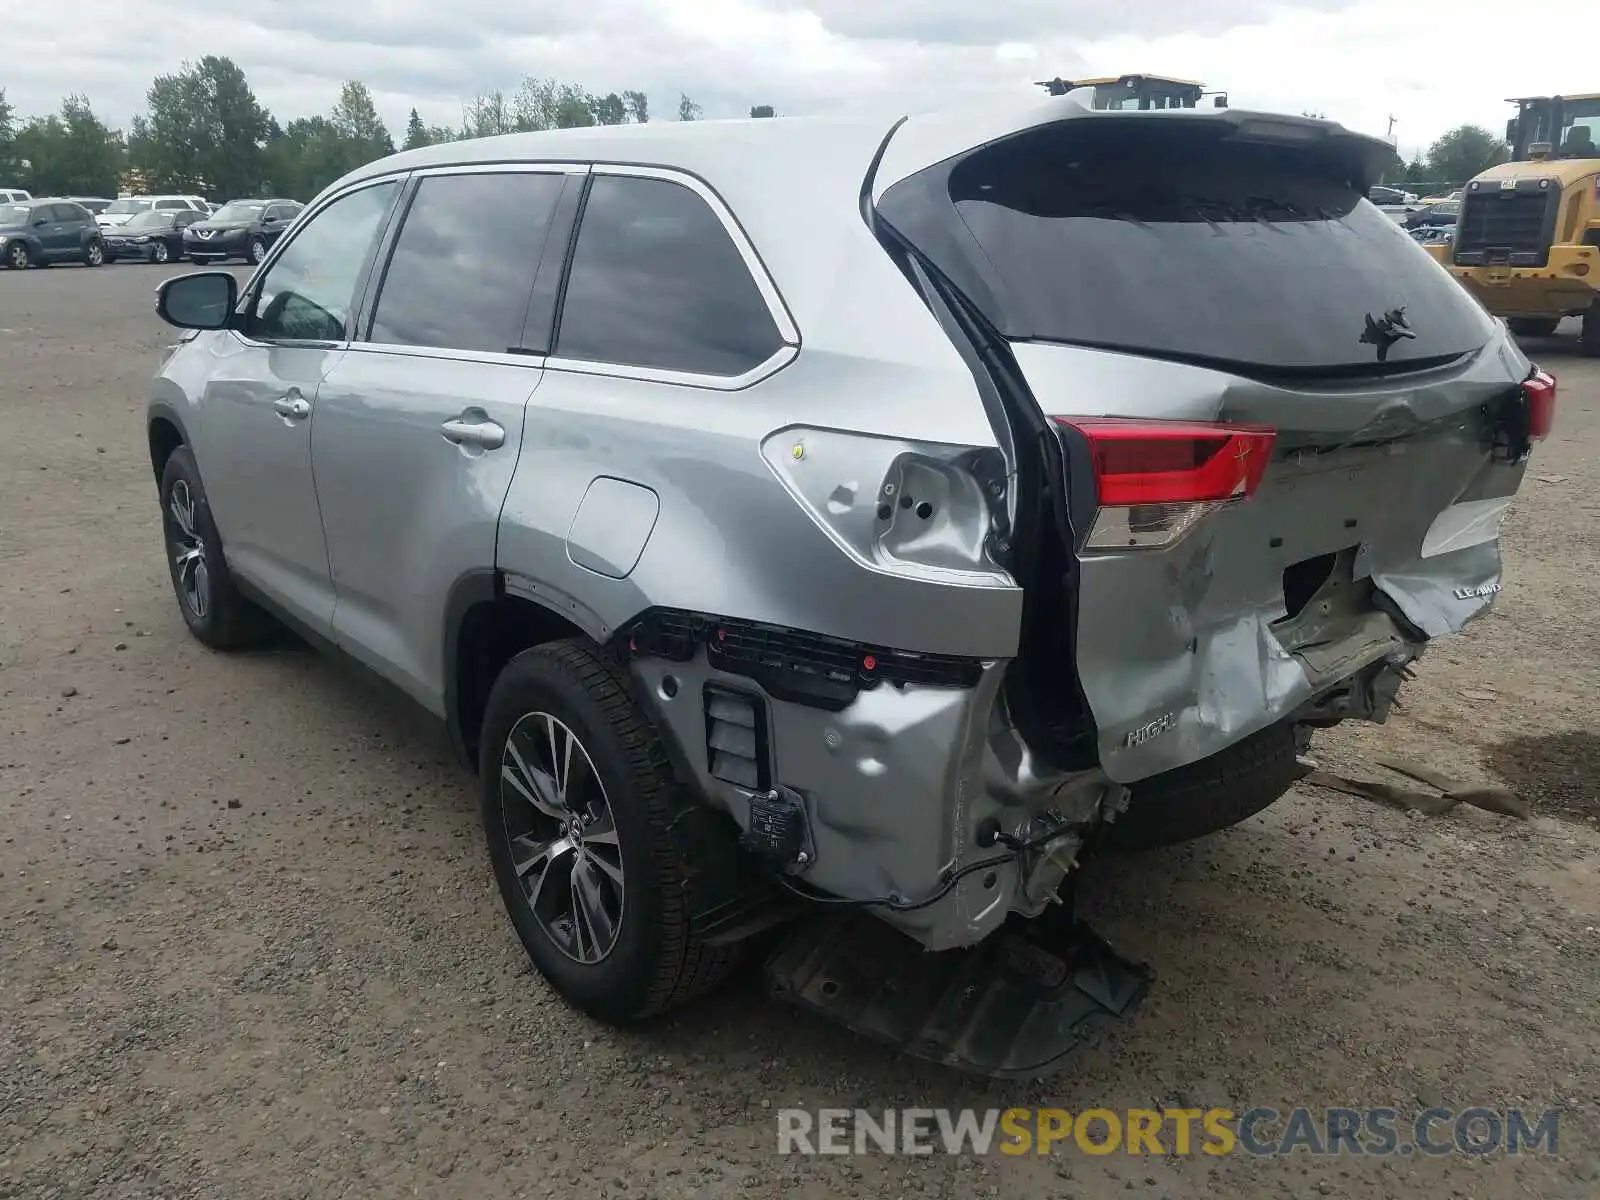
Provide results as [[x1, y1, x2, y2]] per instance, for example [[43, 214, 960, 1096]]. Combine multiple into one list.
[[0, 89, 18, 182], [623, 90, 649, 124], [331, 81, 394, 161], [750, 104, 775, 119], [678, 94, 702, 122], [13, 95, 124, 196], [1426, 124, 1508, 184], [403, 108, 429, 150], [131, 56, 272, 198], [591, 92, 627, 126], [464, 90, 512, 138]]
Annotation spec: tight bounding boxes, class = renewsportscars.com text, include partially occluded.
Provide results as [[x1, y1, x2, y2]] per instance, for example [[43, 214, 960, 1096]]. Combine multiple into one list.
[[776, 1106, 1560, 1158]]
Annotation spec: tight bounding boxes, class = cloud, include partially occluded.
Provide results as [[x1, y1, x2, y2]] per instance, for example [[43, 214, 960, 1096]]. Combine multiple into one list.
[[0, 0, 1590, 160]]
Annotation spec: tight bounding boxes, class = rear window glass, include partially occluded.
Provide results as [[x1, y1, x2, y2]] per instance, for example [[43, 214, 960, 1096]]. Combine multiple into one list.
[[878, 120, 1494, 376]]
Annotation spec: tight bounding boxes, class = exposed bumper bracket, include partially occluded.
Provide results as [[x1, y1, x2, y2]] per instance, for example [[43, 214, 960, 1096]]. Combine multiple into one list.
[[765, 910, 1152, 1079]]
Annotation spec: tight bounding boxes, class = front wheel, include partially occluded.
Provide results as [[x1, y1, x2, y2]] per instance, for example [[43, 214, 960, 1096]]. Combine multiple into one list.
[[248, 237, 267, 264], [480, 641, 739, 1023], [158, 446, 278, 650], [152, 240, 170, 264], [83, 239, 104, 267], [6, 241, 30, 269]]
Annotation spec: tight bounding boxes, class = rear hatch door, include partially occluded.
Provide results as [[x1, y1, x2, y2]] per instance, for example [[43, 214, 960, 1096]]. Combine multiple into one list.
[[873, 105, 1535, 783]]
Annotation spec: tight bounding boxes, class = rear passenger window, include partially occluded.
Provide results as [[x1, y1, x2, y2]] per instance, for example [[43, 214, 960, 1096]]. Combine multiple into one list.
[[555, 174, 783, 376], [368, 172, 568, 354], [156, 199, 186, 211]]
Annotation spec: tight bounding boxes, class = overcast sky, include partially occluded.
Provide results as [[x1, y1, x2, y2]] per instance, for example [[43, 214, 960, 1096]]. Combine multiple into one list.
[[1, 0, 1587, 161]]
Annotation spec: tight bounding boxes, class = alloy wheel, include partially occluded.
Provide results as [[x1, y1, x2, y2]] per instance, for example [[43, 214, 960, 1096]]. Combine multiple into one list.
[[249, 239, 266, 264], [499, 712, 625, 964], [7, 242, 27, 269], [166, 479, 210, 619], [86, 241, 103, 266], [154, 242, 169, 264]]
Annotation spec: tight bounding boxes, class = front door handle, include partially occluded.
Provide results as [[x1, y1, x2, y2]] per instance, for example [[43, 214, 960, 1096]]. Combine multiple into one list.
[[273, 395, 311, 420], [440, 417, 506, 450]]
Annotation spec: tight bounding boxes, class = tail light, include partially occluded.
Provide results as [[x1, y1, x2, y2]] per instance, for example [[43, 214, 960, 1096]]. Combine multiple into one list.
[[1053, 417, 1277, 551], [1523, 367, 1556, 441]]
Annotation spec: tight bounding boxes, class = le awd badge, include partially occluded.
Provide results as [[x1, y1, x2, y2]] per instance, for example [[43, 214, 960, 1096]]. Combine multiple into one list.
[[1453, 581, 1502, 600]]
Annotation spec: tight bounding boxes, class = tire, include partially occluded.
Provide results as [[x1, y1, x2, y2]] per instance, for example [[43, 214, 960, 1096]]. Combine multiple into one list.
[[158, 445, 278, 650], [480, 640, 740, 1023], [1508, 317, 1559, 338], [153, 240, 170, 264], [1102, 723, 1306, 852], [1582, 301, 1600, 359], [248, 237, 267, 265], [83, 239, 104, 267], [5, 241, 28, 269]]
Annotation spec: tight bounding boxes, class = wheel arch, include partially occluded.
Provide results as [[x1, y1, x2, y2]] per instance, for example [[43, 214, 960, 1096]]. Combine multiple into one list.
[[147, 404, 189, 484], [445, 571, 596, 772]]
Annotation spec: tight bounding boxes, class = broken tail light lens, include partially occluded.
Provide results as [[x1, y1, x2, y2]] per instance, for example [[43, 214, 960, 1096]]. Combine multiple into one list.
[[1053, 417, 1277, 551], [1524, 367, 1556, 441]]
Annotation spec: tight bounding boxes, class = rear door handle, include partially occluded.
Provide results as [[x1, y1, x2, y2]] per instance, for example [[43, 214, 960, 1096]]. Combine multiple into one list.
[[440, 417, 506, 450], [273, 395, 311, 420]]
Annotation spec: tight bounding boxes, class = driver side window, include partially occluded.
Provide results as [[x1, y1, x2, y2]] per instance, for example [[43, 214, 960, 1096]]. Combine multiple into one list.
[[246, 180, 397, 343]]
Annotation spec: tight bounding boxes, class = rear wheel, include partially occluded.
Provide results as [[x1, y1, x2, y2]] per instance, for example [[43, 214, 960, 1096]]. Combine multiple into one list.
[[1508, 317, 1559, 338], [1582, 301, 1600, 359], [480, 641, 740, 1023], [1102, 723, 1307, 852]]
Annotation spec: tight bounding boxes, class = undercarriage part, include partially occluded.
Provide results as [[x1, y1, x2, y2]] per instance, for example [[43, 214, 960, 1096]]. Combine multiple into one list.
[[765, 910, 1152, 1079]]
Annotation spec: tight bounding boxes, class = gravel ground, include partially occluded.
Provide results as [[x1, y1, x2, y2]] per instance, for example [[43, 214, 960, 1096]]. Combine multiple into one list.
[[2, 264, 1598, 1200]]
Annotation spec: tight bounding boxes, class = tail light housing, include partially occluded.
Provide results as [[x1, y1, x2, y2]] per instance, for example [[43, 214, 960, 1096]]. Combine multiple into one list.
[[1053, 417, 1277, 551], [1523, 367, 1556, 441]]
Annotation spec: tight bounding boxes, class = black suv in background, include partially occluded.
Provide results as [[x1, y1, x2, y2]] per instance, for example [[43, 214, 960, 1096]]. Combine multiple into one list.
[[104, 209, 207, 263], [183, 198, 302, 264], [0, 198, 105, 268]]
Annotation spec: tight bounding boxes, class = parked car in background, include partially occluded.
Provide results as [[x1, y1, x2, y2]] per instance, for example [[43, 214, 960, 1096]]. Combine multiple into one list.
[[182, 198, 303, 264], [65, 196, 114, 215], [1404, 198, 1460, 229], [0, 187, 33, 204], [1368, 184, 1420, 221], [0, 198, 105, 268], [97, 195, 210, 230], [104, 208, 207, 263]]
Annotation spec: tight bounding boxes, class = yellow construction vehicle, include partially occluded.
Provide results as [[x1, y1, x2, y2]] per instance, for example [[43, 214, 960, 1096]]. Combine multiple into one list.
[[1441, 94, 1600, 354]]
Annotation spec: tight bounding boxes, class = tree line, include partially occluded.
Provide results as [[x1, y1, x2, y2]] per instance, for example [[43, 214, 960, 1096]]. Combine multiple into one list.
[[0, 57, 780, 202]]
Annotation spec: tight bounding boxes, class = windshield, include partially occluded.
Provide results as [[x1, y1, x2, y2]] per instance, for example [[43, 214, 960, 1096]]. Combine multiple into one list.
[[878, 119, 1493, 377], [0, 203, 29, 225], [1558, 98, 1600, 158], [105, 198, 153, 215], [212, 202, 264, 222], [122, 212, 173, 231]]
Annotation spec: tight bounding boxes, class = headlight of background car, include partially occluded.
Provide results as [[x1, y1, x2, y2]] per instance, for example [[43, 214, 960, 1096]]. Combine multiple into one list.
[[135, 236, 151, 243]]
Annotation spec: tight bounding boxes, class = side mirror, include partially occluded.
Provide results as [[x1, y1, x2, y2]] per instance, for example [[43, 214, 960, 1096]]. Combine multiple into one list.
[[264, 214, 280, 223], [156, 271, 237, 331], [33, 217, 48, 226], [1213, 93, 1229, 108]]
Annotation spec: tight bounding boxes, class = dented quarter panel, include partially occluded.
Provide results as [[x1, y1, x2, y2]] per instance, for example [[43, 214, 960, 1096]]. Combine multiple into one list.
[[1010, 334, 1531, 783]]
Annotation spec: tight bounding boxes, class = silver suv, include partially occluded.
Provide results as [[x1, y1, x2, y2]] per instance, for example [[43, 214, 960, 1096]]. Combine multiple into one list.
[[148, 97, 1552, 1076]]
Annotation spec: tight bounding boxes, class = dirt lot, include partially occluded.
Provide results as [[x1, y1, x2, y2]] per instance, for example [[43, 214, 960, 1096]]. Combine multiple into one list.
[[2, 264, 1598, 1200]]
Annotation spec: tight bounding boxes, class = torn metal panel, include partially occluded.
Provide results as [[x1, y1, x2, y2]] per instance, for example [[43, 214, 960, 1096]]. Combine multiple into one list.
[[1013, 336, 1530, 785]]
